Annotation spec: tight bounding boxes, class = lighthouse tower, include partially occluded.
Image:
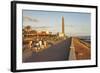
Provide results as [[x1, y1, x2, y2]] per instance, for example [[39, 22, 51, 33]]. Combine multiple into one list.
[[59, 16, 65, 37], [62, 16, 65, 34]]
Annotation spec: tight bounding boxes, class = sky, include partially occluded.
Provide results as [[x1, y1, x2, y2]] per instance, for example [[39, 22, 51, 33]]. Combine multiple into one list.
[[23, 10, 91, 36]]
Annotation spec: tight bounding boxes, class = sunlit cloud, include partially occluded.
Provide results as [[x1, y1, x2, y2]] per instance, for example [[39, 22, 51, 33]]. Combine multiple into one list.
[[23, 16, 39, 22]]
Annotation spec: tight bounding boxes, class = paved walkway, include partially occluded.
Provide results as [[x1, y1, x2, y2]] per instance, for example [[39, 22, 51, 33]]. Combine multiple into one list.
[[23, 38, 71, 62]]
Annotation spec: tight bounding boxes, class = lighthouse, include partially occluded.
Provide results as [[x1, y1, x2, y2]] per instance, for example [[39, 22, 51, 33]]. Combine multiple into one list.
[[62, 16, 65, 34], [59, 16, 65, 37]]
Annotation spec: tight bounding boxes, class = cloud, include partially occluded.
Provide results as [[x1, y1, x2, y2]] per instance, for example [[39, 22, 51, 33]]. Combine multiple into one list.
[[23, 16, 38, 22], [32, 26, 50, 28]]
